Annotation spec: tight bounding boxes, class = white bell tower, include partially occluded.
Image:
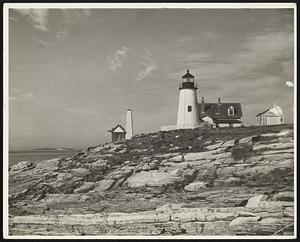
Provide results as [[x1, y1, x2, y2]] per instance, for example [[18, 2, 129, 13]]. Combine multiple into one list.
[[176, 70, 201, 129]]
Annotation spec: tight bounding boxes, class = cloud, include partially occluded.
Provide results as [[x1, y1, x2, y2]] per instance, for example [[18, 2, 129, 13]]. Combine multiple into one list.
[[231, 31, 294, 73], [9, 16, 18, 21], [177, 32, 218, 43], [24, 92, 35, 99], [171, 30, 294, 83], [10, 91, 36, 102], [135, 51, 157, 82], [36, 39, 54, 48], [56, 9, 91, 40], [9, 96, 18, 101], [15, 9, 49, 32], [66, 107, 95, 116], [112, 87, 121, 93], [178, 53, 212, 63], [11, 88, 21, 94], [285, 81, 294, 87], [105, 46, 128, 71]]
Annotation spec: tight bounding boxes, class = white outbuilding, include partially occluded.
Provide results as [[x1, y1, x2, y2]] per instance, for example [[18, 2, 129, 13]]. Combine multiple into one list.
[[256, 105, 284, 126]]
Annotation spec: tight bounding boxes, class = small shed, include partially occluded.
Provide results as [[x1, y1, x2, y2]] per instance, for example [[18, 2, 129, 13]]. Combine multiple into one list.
[[256, 105, 284, 126], [108, 124, 126, 142]]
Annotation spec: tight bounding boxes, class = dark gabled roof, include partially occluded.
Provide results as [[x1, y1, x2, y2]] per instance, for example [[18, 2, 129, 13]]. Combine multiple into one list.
[[182, 70, 194, 79], [199, 102, 243, 119], [109, 124, 126, 133]]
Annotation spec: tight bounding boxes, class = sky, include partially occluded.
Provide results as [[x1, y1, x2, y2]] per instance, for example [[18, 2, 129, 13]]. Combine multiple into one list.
[[8, 7, 295, 150]]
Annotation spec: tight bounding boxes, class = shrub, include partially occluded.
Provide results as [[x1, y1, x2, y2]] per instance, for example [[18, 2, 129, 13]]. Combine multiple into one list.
[[231, 143, 253, 162]]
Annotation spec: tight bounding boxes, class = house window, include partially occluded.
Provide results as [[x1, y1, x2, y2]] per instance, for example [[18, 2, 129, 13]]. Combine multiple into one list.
[[228, 106, 235, 116], [188, 106, 192, 112]]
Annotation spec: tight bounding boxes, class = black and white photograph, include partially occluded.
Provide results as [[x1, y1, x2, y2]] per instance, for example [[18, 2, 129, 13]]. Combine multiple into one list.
[[3, 2, 297, 238]]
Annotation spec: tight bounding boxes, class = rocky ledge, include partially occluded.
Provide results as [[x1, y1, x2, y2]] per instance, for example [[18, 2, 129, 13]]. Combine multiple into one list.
[[8, 124, 295, 236]]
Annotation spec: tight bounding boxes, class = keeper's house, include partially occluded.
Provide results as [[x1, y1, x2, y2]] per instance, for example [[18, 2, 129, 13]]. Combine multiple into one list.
[[200, 97, 243, 128]]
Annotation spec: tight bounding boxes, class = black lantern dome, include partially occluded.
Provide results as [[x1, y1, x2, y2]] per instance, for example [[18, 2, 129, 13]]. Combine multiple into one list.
[[179, 70, 197, 90]]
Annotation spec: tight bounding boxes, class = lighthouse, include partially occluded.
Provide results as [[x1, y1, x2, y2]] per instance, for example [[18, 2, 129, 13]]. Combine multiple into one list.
[[176, 70, 201, 129]]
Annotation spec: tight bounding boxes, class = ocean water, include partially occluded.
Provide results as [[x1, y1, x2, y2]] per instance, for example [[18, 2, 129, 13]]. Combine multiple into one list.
[[8, 150, 76, 167]]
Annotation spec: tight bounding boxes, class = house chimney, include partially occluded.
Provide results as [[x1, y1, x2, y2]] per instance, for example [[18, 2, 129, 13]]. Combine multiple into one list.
[[125, 109, 133, 139], [216, 98, 221, 114], [201, 97, 205, 115]]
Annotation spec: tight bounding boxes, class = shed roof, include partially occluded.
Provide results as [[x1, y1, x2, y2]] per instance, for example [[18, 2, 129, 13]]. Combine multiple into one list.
[[256, 105, 283, 117], [109, 124, 126, 133]]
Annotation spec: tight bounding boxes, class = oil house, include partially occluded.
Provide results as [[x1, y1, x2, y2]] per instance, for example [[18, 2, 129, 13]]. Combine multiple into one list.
[[256, 105, 284, 126]]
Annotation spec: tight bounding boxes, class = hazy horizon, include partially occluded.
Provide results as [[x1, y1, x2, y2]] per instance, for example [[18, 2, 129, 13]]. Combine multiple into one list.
[[8, 8, 295, 150]]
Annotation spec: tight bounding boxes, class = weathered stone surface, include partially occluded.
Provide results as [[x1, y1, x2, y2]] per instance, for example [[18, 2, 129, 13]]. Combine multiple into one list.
[[71, 168, 90, 177], [245, 195, 268, 208], [8, 124, 294, 236], [106, 167, 133, 180], [10, 203, 294, 236], [205, 142, 223, 151], [253, 142, 294, 151], [260, 149, 294, 155], [239, 136, 254, 144], [10, 161, 34, 173], [56, 172, 74, 182], [222, 156, 244, 164], [182, 168, 198, 183], [154, 153, 180, 159], [274, 191, 294, 202], [156, 204, 182, 212], [184, 182, 207, 192], [261, 129, 292, 137], [217, 166, 236, 177], [35, 158, 60, 171], [222, 139, 236, 147], [258, 201, 294, 209], [283, 207, 294, 217], [126, 171, 181, 188], [91, 179, 115, 192], [229, 216, 262, 227], [171, 211, 196, 222], [74, 182, 95, 193], [183, 151, 215, 161], [139, 160, 160, 171], [49, 173, 83, 193], [88, 160, 108, 172], [223, 177, 243, 186]]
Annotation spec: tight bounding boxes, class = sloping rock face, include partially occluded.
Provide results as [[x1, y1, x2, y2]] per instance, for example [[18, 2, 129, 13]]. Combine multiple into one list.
[[126, 170, 182, 188], [8, 124, 295, 236]]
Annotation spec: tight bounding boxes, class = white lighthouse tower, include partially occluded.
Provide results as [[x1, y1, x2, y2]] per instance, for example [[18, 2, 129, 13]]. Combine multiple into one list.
[[176, 70, 201, 129], [125, 109, 133, 139]]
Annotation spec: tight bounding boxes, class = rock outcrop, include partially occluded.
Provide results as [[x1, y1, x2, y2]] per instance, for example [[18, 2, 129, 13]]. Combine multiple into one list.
[[8, 124, 295, 236]]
